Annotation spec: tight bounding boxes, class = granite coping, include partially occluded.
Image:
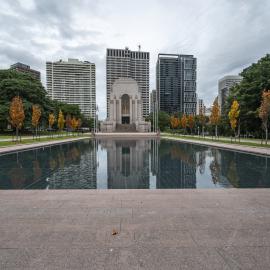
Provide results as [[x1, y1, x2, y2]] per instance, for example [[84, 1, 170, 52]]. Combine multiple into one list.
[[0, 137, 90, 155]]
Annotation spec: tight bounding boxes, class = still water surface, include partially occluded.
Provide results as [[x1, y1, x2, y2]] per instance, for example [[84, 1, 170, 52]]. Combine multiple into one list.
[[0, 139, 269, 189]]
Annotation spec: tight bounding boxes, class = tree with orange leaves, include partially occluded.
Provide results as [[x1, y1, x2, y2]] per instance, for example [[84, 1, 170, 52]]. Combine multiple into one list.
[[170, 116, 179, 130], [32, 105, 41, 139], [57, 110, 65, 132], [71, 116, 78, 133], [9, 96, 25, 142], [181, 114, 187, 134], [210, 100, 220, 138], [259, 90, 270, 144], [187, 114, 195, 134], [66, 114, 72, 132], [228, 100, 240, 139], [48, 113, 55, 130]]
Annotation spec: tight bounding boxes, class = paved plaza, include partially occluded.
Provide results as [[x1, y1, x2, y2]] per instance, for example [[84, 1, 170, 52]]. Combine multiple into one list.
[[1, 189, 270, 269]]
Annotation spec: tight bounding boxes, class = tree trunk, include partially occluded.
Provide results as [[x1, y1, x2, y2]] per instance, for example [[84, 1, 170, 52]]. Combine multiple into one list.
[[266, 126, 268, 145], [16, 127, 18, 143], [215, 125, 217, 139]]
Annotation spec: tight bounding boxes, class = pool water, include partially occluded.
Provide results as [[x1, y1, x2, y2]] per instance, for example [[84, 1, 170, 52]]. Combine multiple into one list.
[[0, 139, 269, 189]]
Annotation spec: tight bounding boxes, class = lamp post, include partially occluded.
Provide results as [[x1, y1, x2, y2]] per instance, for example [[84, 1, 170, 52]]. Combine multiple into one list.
[[156, 101, 158, 134]]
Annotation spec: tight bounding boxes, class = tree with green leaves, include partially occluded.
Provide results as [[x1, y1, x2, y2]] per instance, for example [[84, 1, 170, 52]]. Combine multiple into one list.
[[147, 111, 170, 132], [227, 54, 270, 136], [0, 69, 84, 131]]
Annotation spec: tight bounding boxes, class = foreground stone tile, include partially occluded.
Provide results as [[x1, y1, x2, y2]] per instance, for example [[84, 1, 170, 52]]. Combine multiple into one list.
[[0, 190, 270, 269]]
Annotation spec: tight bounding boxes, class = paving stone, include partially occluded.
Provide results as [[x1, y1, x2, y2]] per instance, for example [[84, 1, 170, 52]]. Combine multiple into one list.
[[0, 190, 270, 269]]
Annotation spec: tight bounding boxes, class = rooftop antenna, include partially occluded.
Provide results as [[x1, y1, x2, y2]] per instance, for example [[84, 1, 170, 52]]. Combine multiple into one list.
[[138, 44, 141, 51]]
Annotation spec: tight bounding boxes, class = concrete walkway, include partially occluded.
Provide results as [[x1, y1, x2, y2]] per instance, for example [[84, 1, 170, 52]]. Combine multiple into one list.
[[1, 189, 270, 269], [0, 137, 89, 155], [163, 136, 270, 156]]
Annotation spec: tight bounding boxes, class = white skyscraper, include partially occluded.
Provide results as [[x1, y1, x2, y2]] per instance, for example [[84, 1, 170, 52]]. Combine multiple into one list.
[[46, 58, 96, 119], [218, 75, 242, 113]]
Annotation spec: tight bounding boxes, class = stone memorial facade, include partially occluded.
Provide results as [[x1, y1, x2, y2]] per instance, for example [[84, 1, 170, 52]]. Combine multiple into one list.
[[101, 78, 151, 132]]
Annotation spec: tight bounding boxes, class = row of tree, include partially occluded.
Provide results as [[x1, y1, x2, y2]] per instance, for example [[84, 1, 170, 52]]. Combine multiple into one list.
[[149, 54, 270, 144], [0, 69, 93, 136], [9, 96, 84, 141]]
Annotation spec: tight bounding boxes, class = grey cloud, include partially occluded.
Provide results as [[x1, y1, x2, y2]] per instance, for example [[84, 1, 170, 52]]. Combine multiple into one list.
[[0, 0, 269, 114], [0, 43, 42, 70]]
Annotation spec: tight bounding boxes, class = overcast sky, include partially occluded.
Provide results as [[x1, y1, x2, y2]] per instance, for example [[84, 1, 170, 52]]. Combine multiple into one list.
[[0, 0, 269, 119]]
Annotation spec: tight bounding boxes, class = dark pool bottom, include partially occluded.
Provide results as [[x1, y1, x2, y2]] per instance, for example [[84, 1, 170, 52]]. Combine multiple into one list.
[[0, 138, 269, 189]]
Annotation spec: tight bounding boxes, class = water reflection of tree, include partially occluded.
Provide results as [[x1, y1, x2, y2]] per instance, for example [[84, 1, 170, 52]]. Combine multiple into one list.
[[209, 149, 221, 184], [197, 151, 206, 174], [171, 147, 196, 166], [0, 140, 95, 190], [227, 159, 239, 187], [32, 160, 41, 182], [159, 141, 197, 169], [9, 167, 26, 189]]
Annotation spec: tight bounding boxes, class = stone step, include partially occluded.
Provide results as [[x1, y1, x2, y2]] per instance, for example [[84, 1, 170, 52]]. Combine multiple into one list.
[[115, 124, 137, 132]]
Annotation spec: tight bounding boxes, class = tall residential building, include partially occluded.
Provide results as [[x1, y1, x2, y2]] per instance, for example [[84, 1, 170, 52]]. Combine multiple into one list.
[[218, 75, 242, 113], [156, 54, 197, 115], [150, 89, 157, 113], [46, 58, 96, 119], [10, 62, 41, 81], [196, 98, 205, 115], [106, 47, 149, 118]]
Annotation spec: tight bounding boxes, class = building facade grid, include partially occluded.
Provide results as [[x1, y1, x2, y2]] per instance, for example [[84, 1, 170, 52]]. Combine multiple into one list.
[[46, 58, 96, 119], [106, 47, 149, 118], [156, 54, 197, 115]]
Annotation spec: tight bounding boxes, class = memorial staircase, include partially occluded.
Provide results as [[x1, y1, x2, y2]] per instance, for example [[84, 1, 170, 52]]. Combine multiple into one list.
[[115, 123, 137, 132]]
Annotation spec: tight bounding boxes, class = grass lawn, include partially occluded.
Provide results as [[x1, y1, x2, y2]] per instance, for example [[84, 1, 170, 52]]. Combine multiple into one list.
[[0, 135, 90, 148], [0, 131, 71, 139], [162, 133, 270, 148]]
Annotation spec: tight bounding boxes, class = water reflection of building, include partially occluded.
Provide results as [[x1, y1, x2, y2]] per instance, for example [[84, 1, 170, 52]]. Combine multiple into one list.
[[48, 140, 97, 189], [100, 139, 151, 188], [156, 141, 197, 188], [150, 139, 159, 176]]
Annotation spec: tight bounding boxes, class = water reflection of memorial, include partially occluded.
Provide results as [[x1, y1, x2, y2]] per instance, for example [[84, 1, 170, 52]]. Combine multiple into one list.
[[100, 139, 151, 189], [1, 138, 269, 190]]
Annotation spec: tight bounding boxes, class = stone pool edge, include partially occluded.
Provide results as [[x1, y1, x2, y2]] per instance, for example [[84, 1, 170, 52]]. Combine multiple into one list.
[[0, 136, 91, 155], [162, 136, 270, 156]]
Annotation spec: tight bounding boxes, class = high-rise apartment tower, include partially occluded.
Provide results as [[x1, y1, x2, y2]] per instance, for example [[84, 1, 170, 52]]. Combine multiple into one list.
[[10, 62, 41, 81], [156, 54, 197, 115], [46, 58, 96, 119], [106, 47, 149, 118]]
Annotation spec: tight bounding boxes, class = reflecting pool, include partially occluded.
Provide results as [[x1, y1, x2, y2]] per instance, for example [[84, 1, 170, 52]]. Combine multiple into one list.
[[0, 138, 270, 189]]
